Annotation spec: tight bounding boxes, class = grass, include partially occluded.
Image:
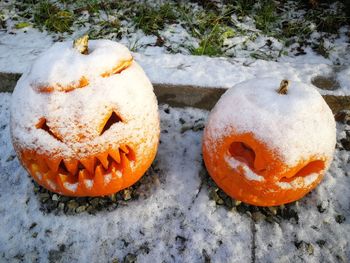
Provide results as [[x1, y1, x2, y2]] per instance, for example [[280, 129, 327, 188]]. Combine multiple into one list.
[[254, 1, 278, 34], [4, 0, 349, 60], [133, 3, 177, 35], [33, 1, 74, 33]]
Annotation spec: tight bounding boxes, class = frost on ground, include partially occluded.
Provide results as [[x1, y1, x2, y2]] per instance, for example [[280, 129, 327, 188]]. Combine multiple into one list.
[[0, 93, 349, 262], [0, 1, 349, 95]]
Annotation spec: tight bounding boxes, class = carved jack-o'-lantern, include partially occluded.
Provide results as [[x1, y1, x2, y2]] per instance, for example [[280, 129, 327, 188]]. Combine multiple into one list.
[[11, 36, 160, 197], [203, 79, 336, 206]]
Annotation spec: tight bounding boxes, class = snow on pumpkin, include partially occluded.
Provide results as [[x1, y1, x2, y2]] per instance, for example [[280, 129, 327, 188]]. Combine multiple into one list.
[[10, 36, 160, 197], [202, 78, 336, 206]]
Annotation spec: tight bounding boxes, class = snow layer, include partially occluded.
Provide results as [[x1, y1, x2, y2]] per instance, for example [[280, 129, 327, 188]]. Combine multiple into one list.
[[11, 40, 159, 161], [28, 40, 132, 91], [0, 93, 349, 262], [205, 78, 336, 167], [0, 29, 349, 95]]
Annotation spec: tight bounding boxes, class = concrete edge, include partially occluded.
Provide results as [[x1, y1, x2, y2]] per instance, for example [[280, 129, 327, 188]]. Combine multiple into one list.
[[1, 72, 349, 113]]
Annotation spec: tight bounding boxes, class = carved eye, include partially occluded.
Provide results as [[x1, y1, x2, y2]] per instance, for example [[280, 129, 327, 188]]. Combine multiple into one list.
[[229, 141, 256, 169], [36, 118, 62, 142], [100, 111, 123, 135]]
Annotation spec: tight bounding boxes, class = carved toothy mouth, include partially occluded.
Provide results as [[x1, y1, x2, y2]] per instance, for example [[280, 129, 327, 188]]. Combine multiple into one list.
[[21, 144, 135, 195]]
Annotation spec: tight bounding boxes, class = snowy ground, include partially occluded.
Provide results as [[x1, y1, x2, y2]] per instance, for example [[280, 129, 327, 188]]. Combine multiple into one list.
[[0, 93, 349, 262], [0, 28, 350, 96]]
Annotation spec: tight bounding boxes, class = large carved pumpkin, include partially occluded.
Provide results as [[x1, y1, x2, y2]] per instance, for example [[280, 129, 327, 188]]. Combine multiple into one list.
[[202, 79, 336, 206], [11, 36, 160, 197]]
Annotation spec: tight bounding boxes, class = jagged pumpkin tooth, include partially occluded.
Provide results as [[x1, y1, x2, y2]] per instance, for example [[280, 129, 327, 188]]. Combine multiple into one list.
[[121, 153, 131, 174], [78, 169, 88, 183], [56, 173, 68, 191], [94, 165, 105, 189], [78, 169, 93, 192], [63, 159, 79, 175], [112, 167, 123, 179], [45, 157, 62, 172], [57, 173, 78, 193], [96, 152, 109, 170], [80, 157, 96, 174], [120, 145, 129, 154], [109, 149, 120, 163]]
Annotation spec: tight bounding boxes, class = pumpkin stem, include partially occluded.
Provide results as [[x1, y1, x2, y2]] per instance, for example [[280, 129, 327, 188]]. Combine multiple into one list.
[[73, 35, 89, 55], [277, 79, 290, 95]]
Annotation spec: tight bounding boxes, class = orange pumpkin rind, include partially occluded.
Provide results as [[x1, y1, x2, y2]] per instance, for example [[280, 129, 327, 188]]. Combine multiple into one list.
[[20, 143, 157, 197], [202, 78, 336, 206], [11, 38, 160, 197]]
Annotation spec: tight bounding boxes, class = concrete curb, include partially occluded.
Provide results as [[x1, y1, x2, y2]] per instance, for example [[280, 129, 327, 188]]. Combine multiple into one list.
[[1, 72, 349, 113]]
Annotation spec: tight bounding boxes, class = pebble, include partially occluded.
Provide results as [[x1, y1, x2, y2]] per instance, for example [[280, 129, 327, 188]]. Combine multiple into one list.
[[122, 189, 132, 201], [75, 205, 87, 213], [334, 110, 350, 124], [67, 200, 79, 210], [123, 253, 137, 263], [335, 214, 346, 224], [52, 194, 59, 201]]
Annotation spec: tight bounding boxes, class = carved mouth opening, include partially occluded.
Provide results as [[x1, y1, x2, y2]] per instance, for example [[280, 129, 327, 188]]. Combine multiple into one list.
[[279, 160, 325, 183], [23, 145, 136, 193], [229, 142, 256, 170]]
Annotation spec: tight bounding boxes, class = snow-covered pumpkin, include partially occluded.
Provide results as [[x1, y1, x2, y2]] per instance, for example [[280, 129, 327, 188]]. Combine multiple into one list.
[[202, 78, 336, 206], [11, 36, 160, 197]]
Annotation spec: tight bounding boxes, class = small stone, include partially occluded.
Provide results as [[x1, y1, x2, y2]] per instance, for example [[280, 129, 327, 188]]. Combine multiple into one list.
[[67, 200, 79, 210], [306, 243, 314, 255], [6, 155, 16, 162], [252, 212, 266, 222], [32, 232, 38, 238], [179, 118, 186, 124], [340, 138, 350, 151], [109, 194, 117, 202], [86, 206, 96, 214], [317, 201, 327, 213], [75, 205, 87, 213], [123, 253, 137, 263], [316, 240, 326, 247], [181, 124, 193, 133], [122, 189, 132, 201], [58, 202, 65, 210], [29, 222, 37, 230], [335, 214, 346, 224], [268, 206, 278, 215], [234, 200, 242, 206], [90, 198, 100, 207], [192, 123, 204, 132], [52, 194, 59, 201], [209, 189, 224, 205], [334, 110, 350, 124], [224, 197, 233, 209], [39, 193, 50, 202], [33, 185, 40, 193]]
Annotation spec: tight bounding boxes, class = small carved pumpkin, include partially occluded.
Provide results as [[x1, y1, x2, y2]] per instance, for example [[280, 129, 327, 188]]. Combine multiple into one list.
[[202, 78, 336, 206], [11, 36, 160, 197]]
